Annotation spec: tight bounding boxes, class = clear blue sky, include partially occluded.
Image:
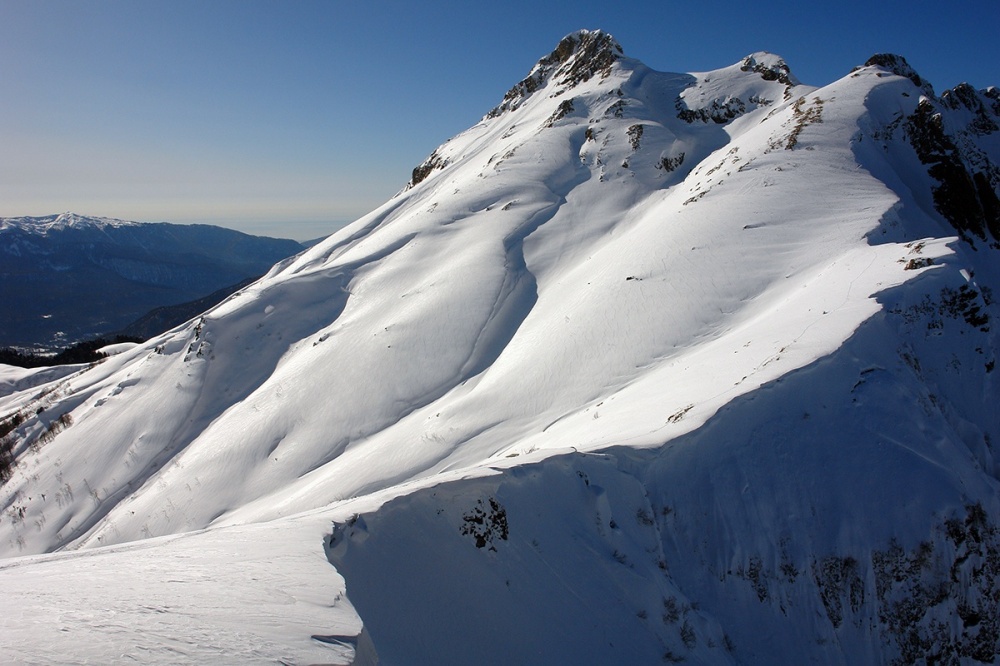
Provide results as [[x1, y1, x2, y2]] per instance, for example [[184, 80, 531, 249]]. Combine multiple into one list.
[[2, 0, 997, 240]]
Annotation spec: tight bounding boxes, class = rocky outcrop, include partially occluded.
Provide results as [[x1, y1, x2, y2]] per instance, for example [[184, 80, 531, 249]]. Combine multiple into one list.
[[676, 96, 747, 124], [940, 83, 1000, 135], [677, 52, 792, 124], [905, 98, 1000, 246], [486, 30, 622, 118], [740, 53, 795, 87], [862, 54, 935, 97], [406, 149, 448, 189]]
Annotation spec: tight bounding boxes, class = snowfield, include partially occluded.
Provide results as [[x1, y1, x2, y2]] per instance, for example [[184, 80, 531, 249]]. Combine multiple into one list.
[[2, 31, 999, 664], [0, 515, 372, 665]]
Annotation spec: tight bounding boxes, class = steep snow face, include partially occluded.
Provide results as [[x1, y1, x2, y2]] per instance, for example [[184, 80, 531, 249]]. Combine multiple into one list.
[[0, 34, 977, 555], [321, 51, 1000, 664], [2, 32, 1000, 664]]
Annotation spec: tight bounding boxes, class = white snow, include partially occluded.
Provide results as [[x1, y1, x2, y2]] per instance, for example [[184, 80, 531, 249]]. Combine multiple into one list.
[[2, 32, 998, 664], [97, 341, 141, 357], [0, 363, 82, 398], [0, 514, 372, 665]]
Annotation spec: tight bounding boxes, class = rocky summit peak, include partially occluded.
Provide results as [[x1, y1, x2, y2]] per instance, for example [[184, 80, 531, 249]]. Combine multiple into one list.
[[740, 52, 797, 86], [537, 29, 623, 84], [487, 29, 623, 118], [862, 53, 935, 96]]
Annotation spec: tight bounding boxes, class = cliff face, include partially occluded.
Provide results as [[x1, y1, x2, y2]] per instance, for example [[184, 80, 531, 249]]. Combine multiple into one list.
[[854, 55, 1000, 248]]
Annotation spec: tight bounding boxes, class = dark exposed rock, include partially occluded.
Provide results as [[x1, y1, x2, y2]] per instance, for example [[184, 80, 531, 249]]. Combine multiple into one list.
[[905, 99, 1000, 244], [941, 83, 1000, 136], [813, 555, 865, 628], [544, 98, 576, 128], [675, 54, 794, 123], [606, 99, 628, 119], [460, 497, 509, 552], [658, 153, 685, 172], [676, 97, 747, 124], [407, 149, 448, 189], [938, 284, 990, 331], [984, 87, 1000, 116], [785, 96, 824, 150], [718, 506, 1000, 663], [554, 31, 622, 89], [740, 54, 795, 87], [487, 30, 623, 119], [626, 123, 644, 150], [862, 54, 935, 96], [872, 505, 1000, 665]]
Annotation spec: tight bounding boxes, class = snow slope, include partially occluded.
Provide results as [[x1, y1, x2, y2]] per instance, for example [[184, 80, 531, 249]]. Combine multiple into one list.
[[2, 31, 999, 664], [0, 514, 373, 665]]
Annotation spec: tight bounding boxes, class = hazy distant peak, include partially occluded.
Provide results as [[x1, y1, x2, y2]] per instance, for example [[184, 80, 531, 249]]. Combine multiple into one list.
[[52, 212, 137, 229], [0, 212, 138, 235]]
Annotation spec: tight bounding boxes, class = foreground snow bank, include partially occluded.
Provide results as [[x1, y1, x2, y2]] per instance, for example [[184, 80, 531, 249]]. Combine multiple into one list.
[[0, 515, 374, 665]]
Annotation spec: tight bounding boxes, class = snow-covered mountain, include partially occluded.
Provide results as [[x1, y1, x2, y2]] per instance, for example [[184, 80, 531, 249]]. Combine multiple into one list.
[[0, 213, 304, 350], [2, 31, 1000, 664]]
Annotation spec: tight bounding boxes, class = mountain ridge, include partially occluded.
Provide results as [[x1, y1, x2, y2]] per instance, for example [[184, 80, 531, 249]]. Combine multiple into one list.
[[1, 31, 999, 663], [0, 213, 304, 349]]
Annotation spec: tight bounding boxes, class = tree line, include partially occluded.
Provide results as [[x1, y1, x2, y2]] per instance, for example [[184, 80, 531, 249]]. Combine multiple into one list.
[[0, 335, 144, 368]]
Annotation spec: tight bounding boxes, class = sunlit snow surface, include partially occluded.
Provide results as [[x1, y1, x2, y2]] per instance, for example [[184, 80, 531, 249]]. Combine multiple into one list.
[[0, 515, 370, 665], [3, 33, 999, 664]]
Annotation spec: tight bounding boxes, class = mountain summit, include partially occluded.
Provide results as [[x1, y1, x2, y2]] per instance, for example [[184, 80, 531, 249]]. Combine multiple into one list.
[[2, 32, 1000, 664], [488, 29, 623, 116]]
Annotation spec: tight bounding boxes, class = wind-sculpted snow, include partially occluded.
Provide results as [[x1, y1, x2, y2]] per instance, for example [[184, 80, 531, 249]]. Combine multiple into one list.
[[2, 30, 999, 664], [0, 515, 373, 665]]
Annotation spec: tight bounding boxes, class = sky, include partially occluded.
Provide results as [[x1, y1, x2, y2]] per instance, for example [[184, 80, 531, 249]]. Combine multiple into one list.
[[2, 0, 997, 241]]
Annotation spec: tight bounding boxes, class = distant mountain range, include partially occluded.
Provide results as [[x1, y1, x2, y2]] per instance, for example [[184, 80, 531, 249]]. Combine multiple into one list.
[[2, 31, 1000, 664], [0, 213, 304, 350]]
